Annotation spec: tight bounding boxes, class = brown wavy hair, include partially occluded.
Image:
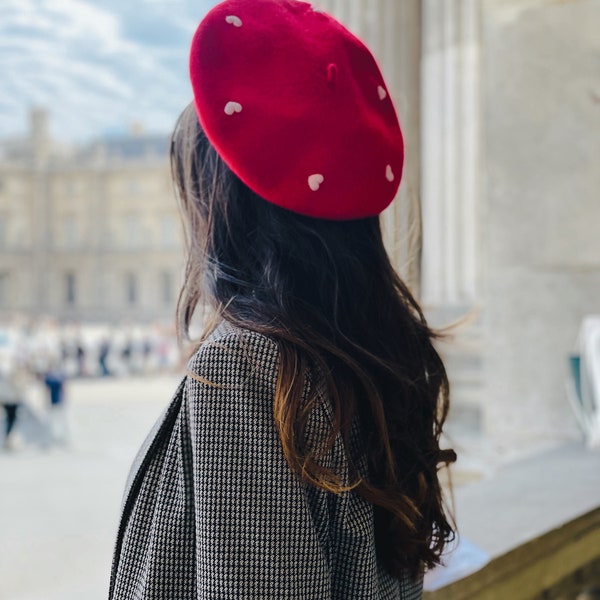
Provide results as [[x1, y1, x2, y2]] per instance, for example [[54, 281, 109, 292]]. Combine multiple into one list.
[[171, 103, 456, 579]]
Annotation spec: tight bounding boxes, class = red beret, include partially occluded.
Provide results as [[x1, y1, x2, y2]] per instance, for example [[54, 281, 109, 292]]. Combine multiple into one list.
[[189, 0, 404, 220]]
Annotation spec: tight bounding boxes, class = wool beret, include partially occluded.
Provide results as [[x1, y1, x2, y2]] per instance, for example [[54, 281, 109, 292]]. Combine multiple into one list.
[[189, 0, 404, 220]]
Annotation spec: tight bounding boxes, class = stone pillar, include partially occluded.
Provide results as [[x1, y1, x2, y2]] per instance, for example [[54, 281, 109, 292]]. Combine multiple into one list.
[[420, 0, 482, 311], [380, 0, 422, 295], [30, 108, 50, 166], [419, 1, 484, 437]]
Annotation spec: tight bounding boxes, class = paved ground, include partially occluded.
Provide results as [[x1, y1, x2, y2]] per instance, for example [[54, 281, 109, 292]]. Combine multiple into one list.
[[3, 374, 596, 599], [0, 374, 183, 600]]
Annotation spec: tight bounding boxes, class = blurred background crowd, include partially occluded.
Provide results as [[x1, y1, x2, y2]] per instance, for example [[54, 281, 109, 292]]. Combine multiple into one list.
[[0, 315, 179, 451]]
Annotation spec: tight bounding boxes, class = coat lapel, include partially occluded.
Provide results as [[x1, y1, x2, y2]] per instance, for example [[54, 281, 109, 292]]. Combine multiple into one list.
[[109, 377, 186, 599]]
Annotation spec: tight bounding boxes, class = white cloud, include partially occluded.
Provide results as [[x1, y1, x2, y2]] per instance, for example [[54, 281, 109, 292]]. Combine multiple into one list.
[[0, 0, 213, 142]]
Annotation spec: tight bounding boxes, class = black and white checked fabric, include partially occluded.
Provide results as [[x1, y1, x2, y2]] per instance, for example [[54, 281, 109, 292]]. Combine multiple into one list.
[[109, 322, 423, 599]]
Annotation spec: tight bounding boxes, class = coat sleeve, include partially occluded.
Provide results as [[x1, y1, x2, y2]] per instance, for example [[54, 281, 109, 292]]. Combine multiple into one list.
[[185, 330, 332, 599]]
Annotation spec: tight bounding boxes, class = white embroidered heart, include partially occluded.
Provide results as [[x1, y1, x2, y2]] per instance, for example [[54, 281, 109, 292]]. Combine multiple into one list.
[[308, 174, 324, 191], [225, 15, 243, 27], [378, 85, 387, 101], [224, 101, 243, 116], [386, 165, 395, 182]]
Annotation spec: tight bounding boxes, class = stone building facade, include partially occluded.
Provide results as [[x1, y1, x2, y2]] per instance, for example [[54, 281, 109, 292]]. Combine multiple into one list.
[[0, 109, 182, 323]]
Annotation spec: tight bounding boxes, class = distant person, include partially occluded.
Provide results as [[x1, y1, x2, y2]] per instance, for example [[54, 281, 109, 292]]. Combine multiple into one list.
[[109, 2, 456, 598], [60, 339, 69, 364], [156, 335, 170, 372], [120, 340, 132, 374], [43, 362, 69, 446], [98, 338, 111, 377], [0, 376, 21, 451], [0, 342, 26, 451], [141, 336, 153, 373], [75, 340, 86, 377]]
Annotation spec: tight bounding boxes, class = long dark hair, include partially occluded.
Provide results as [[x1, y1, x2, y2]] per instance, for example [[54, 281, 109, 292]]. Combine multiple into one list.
[[171, 103, 456, 578]]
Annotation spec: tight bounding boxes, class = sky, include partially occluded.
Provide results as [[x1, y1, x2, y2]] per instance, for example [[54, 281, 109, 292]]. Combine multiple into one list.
[[0, 0, 216, 143]]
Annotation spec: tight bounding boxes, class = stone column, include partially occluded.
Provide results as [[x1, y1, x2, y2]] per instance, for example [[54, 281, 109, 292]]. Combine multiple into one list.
[[419, 1, 484, 439], [380, 0, 423, 295], [420, 0, 482, 312]]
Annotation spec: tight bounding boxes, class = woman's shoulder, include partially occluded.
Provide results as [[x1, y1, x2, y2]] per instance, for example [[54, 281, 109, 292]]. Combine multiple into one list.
[[186, 320, 280, 388]]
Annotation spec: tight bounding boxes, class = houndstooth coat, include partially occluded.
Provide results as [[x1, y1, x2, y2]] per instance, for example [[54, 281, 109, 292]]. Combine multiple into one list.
[[109, 321, 423, 599]]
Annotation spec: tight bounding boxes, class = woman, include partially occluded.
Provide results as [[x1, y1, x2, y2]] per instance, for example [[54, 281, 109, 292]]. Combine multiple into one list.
[[109, 1, 455, 598]]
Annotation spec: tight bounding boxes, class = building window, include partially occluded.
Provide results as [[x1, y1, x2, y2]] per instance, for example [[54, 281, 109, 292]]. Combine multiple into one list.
[[63, 214, 78, 249], [127, 179, 142, 196], [161, 270, 174, 305], [125, 214, 141, 249], [66, 180, 76, 195], [161, 216, 177, 248], [65, 272, 76, 305], [0, 272, 9, 307], [125, 272, 138, 305], [0, 214, 8, 248]]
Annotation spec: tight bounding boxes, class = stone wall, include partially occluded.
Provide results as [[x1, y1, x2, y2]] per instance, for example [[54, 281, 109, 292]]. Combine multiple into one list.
[[482, 0, 600, 450]]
